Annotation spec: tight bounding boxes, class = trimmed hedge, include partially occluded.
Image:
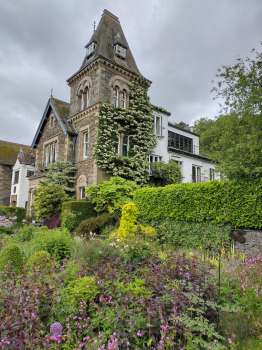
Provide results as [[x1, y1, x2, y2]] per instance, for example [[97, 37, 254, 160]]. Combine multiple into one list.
[[150, 219, 231, 252], [61, 200, 96, 232], [0, 206, 26, 223], [134, 180, 262, 229]]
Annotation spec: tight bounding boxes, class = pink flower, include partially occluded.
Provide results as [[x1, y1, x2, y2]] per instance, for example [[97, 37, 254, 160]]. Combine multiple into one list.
[[107, 333, 119, 350]]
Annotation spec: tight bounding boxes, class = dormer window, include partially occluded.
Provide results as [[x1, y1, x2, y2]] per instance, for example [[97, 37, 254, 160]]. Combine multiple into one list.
[[114, 44, 127, 59], [86, 42, 96, 58]]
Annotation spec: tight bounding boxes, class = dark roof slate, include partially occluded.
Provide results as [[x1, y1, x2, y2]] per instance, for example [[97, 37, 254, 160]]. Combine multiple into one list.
[[80, 10, 141, 76], [0, 140, 32, 166], [32, 96, 76, 148]]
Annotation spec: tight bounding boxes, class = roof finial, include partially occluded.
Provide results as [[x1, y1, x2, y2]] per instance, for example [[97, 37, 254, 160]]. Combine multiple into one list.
[[93, 21, 96, 32], [50, 88, 53, 97]]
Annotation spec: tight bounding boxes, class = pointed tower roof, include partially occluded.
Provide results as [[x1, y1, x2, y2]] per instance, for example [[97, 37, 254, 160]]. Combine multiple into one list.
[[69, 10, 143, 81]]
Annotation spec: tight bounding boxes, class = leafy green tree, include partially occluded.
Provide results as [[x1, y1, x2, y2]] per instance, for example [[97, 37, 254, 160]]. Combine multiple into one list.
[[46, 161, 76, 197], [150, 161, 182, 186], [33, 182, 67, 221], [212, 44, 262, 115], [194, 44, 262, 180], [86, 176, 139, 214]]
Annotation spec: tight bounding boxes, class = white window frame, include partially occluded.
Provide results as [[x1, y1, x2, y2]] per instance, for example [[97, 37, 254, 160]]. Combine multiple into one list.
[[118, 133, 131, 156], [114, 44, 127, 58], [113, 86, 120, 108], [44, 141, 57, 167], [192, 165, 201, 183], [86, 42, 96, 57], [79, 187, 86, 199], [83, 129, 90, 160], [154, 114, 163, 137], [209, 168, 215, 181]]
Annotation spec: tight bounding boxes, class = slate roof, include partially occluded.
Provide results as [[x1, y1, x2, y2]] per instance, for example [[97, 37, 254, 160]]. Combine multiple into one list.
[[0, 140, 32, 166], [32, 96, 76, 148], [78, 10, 142, 77]]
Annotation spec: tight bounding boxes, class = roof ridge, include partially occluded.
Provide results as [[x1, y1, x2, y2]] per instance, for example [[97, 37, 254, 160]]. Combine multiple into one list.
[[0, 139, 31, 148]]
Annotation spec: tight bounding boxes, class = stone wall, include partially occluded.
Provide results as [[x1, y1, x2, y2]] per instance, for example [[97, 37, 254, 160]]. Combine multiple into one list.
[[35, 112, 68, 171], [232, 229, 262, 256], [0, 164, 12, 205]]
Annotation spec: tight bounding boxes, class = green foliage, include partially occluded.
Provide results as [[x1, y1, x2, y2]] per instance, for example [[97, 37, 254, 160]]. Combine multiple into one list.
[[32, 228, 73, 261], [116, 202, 138, 240], [0, 205, 26, 223], [61, 276, 99, 312], [33, 182, 67, 221], [212, 43, 262, 115], [75, 213, 115, 237], [150, 160, 182, 186], [17, 225, 34, 241], [61, 200, 96, 231], [118, 238, 154, 264], [134, 179, 262, 229], [194, 45, 262, 180], [193, 113, 262, 180], [27, 250, 52, 273], [86, 176, 138, 214], [46, 161, 76, 196], [0, 226, 14, 235], [0, 243, 24, 273], [152, 219, 230, 252], [95, 81, 157, 184]]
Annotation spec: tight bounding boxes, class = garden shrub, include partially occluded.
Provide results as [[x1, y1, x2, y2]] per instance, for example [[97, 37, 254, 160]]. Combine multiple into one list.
[[86, 176, 139, 214], [75, 213, 115, 237], [72, 238, 121, 271], [151, 219, 231, 252], [60, 276, 99, 315], [17, 224, 34, 241], [0, 243, 24, 273], [116, 202, 138, 240], [33, 182, 67, 221], [61, 200, 96, 232], [0, 226, 14, 235], [0, 205, 26, 223], [32, 228, 73, 261], [134, 179, 262, 229], [27, 250, 52, 273], [150, 160, 182, 186]]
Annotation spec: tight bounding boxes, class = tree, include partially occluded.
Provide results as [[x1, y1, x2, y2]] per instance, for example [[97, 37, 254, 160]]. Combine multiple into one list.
[[212, 44, 262, 115], [86, 176, 139, 214], [150, 161, 182, 186], [33, 183, 67, 221], [193, 44, 262, 180], [46, 162, 76, 197]]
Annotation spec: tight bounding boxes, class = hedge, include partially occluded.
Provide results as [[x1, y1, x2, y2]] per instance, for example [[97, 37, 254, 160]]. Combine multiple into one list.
[[0, 206, 26, 223], [61, 200, 96, 232], [134, 180, 262, 229]]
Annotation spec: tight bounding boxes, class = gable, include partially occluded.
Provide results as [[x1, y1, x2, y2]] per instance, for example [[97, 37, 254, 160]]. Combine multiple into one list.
[[32, 97, 75, 148]]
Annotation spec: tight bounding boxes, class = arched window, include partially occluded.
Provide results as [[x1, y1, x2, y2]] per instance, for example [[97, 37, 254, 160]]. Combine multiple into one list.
[[120, 89, 128, 108], [113, 86, 120, 107], [84, 87, 89, 108]]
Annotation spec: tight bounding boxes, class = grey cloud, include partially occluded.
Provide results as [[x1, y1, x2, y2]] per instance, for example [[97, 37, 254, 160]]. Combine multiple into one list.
[[0, 0, 261, 144]]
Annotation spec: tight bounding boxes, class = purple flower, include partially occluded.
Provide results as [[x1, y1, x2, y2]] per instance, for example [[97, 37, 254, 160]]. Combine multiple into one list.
[[160, 323, 169, 334], [136, 330, 144, 337], [50, 322, 63, 337], [107, 333, 119, 350]]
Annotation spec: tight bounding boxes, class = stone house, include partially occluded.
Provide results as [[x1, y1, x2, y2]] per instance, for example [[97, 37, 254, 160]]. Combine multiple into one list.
[[27, 9, 218, 208], [0, 140, 32, 205]]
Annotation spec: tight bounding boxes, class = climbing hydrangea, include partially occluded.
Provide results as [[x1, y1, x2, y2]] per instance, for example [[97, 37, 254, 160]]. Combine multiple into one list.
[[95, 81, 157, 184]]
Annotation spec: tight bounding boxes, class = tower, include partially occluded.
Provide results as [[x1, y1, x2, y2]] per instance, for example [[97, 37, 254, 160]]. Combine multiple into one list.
[[66, 10, 150, 194]]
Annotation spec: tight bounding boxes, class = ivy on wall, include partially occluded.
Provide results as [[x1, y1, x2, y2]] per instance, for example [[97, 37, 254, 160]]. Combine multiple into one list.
[[95, 81, 157, 184]]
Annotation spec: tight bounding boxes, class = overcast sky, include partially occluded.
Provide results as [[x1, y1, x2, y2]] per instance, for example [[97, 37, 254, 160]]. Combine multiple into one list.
[[0, 0, 261, 145]]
